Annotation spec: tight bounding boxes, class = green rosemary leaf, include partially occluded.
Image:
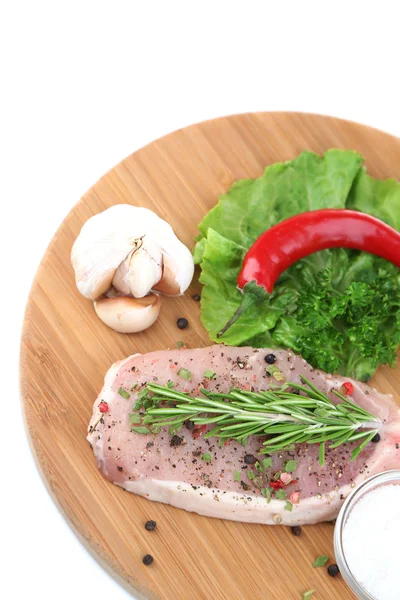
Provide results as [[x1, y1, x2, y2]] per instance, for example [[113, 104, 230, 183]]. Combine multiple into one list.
[[302, 590, 315, 600], [248, 470, 255, 480], [131, 426, 151, 434], [118, 387, 130, 399], [167, 380, 175, 389], [351, 430, 378, 461], [319, 441, 325, 466], [234, 470, 241, 482], [139, 379, 379, 460]]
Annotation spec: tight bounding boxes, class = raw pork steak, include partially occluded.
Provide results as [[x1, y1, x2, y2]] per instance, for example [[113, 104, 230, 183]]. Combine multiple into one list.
[[88, 346, 400, 525]]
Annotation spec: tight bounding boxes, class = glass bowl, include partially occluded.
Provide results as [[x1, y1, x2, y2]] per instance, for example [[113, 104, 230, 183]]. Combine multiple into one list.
[[334, 470, 400, 600]]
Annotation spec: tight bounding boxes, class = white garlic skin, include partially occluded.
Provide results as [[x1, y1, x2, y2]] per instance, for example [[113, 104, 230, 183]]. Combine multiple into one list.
[[71, 204, 194, 300]]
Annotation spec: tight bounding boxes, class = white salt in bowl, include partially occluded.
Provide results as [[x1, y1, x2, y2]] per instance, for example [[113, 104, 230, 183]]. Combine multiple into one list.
[[334, 470, 400, 600]]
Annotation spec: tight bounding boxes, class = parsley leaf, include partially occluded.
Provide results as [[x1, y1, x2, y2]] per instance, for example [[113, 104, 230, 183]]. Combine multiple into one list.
[[275, 489, 287, 500], [284, 460, 297, 472], [262, 457, 273, 469], [178, 367, 192, 380], [261, 487, 272, 503], [313, 555, 329, 568], [203, 369, 217, 379], [201, 453, 212, 463]]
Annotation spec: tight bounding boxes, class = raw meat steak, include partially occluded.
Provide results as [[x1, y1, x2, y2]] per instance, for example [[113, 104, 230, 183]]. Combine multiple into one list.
[[87, 346, 400, 525]]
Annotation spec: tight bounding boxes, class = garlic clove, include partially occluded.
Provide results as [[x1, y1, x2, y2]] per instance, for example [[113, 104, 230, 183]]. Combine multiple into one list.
[[112, 235, 163, 298], [94, 294, 161, 333], [152, 254, 181, 295], [152, 246, 194, 296]]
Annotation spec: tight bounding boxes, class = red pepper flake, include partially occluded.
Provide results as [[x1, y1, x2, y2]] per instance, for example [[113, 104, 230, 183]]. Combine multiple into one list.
[[192, 424, 207, 439], [224, 439, 232, 446], [289, 491, 300, 504], [98, 401, 109, 413], [270, 480, 286, 490], [341, 381, 354, 395]]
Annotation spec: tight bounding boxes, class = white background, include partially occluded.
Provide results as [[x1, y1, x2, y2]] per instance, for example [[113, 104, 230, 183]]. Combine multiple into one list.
[[1, 1, 399, 599]]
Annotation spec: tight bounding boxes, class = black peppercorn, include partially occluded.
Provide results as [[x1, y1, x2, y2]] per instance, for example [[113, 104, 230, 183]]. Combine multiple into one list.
[[265, 353, 276, 364], [244, 454, 256, 465], [144, 520, 157, 531], [185, 419, 195, 430], [177, 317, 188, 329], [327, 564, 340, 577], [192, 294, 201, 302], [372, 433, 381, 443], [142, 554, 154, 566], [291, 525, 302, 537], [117, 466, 123, 472]]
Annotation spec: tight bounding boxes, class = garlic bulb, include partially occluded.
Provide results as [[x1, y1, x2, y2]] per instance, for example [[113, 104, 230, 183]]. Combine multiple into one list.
[[71, 204, 194, 300], [71, 204, 194, 333]]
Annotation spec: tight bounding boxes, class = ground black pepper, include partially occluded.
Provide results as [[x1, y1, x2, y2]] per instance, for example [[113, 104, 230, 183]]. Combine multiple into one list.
[[142, 554, 154, 566], [170, 435, 183, 447], [117, 466, 123, 472], [177, 317, 188, 329], [144, 520, 157, 531]]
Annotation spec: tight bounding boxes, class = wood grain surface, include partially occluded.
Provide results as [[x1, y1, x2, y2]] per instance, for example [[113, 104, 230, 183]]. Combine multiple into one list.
[[20, 112, 400, 600]]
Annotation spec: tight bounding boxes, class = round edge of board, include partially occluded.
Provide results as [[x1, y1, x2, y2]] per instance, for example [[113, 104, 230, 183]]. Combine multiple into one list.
[[19, 111, 400, 600]]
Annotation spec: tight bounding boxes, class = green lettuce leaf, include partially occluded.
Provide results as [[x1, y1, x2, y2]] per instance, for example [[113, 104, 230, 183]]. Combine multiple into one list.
[[195, 149, 400, 380], [195, 149, 363, 254], [347, 168, 400, 230]]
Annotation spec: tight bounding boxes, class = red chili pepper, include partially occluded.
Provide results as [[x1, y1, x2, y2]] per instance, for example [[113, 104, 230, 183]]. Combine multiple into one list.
[[98, 401, 109, 413], [218, 209, 400, 337], [341, 382, 354, 395]]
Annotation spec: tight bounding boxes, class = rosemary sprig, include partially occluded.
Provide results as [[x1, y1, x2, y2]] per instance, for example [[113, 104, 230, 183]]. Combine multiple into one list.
[[133, 376, 381, 464]]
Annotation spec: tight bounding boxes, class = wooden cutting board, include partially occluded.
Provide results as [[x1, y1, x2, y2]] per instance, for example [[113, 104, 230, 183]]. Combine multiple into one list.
[[20, 112, 400, 600]]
